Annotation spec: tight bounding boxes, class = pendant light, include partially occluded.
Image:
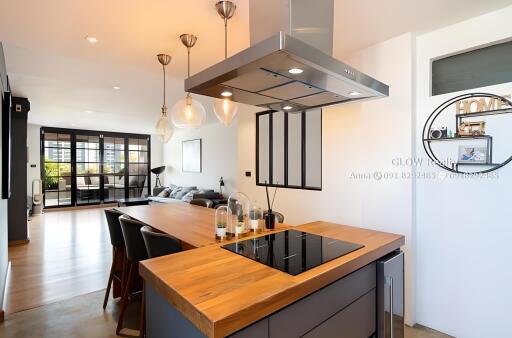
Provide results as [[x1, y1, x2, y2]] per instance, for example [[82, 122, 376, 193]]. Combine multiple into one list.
[[155, 53, 174, 142], [213, 1, 238, 126], [170, 34, 206, 129]]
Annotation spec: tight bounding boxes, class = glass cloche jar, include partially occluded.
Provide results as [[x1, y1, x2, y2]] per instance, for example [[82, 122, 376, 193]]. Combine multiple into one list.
[[249, 204, 263, 233], [214, 205, 229, 241], [227, 192, 251, 238]]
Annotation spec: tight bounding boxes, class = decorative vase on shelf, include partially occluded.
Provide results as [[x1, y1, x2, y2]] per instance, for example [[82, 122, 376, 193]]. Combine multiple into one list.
[[215, 205, 229, 241], [227, 192, 251, 238]]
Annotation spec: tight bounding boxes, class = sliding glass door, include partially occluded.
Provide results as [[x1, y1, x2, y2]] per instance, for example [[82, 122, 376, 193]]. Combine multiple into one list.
[[42, 132, 72, 207], [41, 128, 151, 208], [103, 136, 126, 203], [75, 134, 101, 205], [128, 137, 149, 198]]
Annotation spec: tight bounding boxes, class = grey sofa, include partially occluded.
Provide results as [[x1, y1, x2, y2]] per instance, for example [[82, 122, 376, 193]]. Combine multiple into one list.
[[148, 185, 225, 208]]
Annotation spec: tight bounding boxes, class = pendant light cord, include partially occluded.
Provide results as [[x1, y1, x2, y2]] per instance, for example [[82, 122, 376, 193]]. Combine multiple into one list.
[[162, 63, 166, 108], [224, 17, 228, 59], [187, 47, 191, 78]]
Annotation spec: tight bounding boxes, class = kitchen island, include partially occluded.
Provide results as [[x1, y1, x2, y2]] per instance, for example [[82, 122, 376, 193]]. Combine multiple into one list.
[[130, 205, 405, 338]]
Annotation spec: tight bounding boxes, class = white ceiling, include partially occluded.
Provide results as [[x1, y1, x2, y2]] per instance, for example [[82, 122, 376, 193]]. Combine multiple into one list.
[[0, 0, 510, 133]]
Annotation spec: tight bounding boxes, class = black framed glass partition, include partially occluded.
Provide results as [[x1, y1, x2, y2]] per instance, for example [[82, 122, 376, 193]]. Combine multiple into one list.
[[41, 127, 151, 208], [256, 109, 322, 190]]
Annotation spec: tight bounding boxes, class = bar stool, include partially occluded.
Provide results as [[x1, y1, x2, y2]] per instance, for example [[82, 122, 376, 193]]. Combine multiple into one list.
[[140, 226, 182, 259], [103, 209, 127, 309], [118, 215, 148, 337]]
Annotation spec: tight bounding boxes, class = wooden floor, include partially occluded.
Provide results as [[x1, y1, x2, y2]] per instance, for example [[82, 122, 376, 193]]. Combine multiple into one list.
[[5, 208, 112, 315]]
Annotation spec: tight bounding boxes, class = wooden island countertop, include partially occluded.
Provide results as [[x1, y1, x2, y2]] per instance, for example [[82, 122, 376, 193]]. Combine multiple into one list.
[[134, 205, 405, 338]]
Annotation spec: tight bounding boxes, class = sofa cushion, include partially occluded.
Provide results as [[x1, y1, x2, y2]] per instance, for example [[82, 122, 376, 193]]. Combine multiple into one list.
[[157, 188, 170, 198], [148, 196, 184, 204], [77, 176, 86, 187], [90, 176, 100, 186], [193, 191, 222, 200]]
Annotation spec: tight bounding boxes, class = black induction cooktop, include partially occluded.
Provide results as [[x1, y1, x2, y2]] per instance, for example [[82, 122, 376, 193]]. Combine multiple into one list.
[[222, 230, 364, 276]]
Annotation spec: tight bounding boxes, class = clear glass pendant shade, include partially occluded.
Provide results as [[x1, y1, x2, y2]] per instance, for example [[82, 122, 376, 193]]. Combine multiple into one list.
[[213, 98, 238, 126], [170, 94, 206, 129], [159, 126, 173, 143], [155, 107, 173, 143]]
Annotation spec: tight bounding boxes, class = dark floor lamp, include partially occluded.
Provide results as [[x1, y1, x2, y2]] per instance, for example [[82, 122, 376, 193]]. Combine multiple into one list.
[[151, 166, 166, 188]]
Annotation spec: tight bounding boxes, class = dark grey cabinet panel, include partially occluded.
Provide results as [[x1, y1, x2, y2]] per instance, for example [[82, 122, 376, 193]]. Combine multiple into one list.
[[302, 289, 376, 338], [269, 263, 376, 338], [228, 318, 268, 338]]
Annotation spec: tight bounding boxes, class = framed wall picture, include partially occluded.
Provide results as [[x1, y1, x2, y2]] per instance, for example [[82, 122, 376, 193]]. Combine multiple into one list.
[[458, 145, 488, 164], [182, 139, 202, 173]]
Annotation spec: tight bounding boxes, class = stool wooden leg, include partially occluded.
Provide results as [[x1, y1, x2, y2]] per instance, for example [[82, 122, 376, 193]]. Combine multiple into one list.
[[116, 262, 134, 335], [103, 247, 117, 309]]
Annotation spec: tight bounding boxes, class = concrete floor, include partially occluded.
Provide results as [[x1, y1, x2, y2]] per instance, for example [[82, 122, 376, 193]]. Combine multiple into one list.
[[0, 290, 142, 338], [0, 289, 452, 338]]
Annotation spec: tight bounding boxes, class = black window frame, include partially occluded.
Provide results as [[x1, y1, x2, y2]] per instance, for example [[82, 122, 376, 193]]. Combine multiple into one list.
[[256, 110, 322, 191]]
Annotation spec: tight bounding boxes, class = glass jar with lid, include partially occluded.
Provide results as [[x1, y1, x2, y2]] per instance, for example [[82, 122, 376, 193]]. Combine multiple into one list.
[[227, 192, 251, 238], [249, 204, 263, 233], [214, 205, 229, 241]]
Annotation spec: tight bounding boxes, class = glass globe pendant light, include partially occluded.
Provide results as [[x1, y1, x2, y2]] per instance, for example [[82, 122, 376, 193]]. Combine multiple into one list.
[[213, 1, 238, 126], [170, 34, 206, 129], [155, 53, 174, 142]]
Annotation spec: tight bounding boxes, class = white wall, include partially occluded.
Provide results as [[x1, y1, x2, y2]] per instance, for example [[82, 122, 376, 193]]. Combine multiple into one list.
[[238, 33, 416, 324], [414, 6, 512, 337], [162, 112, 238, 195]]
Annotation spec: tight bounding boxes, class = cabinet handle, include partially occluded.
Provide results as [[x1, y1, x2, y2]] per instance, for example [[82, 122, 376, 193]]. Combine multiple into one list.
[[386, 276, 394, 338]]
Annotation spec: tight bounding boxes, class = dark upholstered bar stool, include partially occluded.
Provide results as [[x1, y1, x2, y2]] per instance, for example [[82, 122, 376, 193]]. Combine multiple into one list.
[[140, 226, 182, 259], [103, 209, 127, 310], [118, 215, 148, 337]]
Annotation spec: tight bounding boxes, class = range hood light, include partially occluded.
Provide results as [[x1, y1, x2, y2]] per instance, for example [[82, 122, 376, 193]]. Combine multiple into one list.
[[221, 90, 233, 97], [349, 91, 361, 96], [288, 67, 303, 74]]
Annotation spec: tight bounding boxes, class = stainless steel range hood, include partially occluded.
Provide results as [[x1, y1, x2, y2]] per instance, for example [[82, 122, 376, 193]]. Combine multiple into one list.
[[185, 0, 389, 113]]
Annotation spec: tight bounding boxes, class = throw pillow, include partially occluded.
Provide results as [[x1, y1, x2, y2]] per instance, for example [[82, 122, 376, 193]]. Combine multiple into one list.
[[90, 176, 100, 186], [180, 189, 199, 203], [76, 176, 86, 186], [174, 186, 197, 200], [157, 189, 170, 198], [169, 187, 183, 199]]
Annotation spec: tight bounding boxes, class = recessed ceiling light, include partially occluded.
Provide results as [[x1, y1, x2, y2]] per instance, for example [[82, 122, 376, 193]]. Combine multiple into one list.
[[85, 110, 93, 114], [349, 91, 361, 96], [220, 91, 233, 97], [85, 36, 98, 44], [288, 68, 303, 75], [283, 105, 293, 110], [113, 86, 121, 90]]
